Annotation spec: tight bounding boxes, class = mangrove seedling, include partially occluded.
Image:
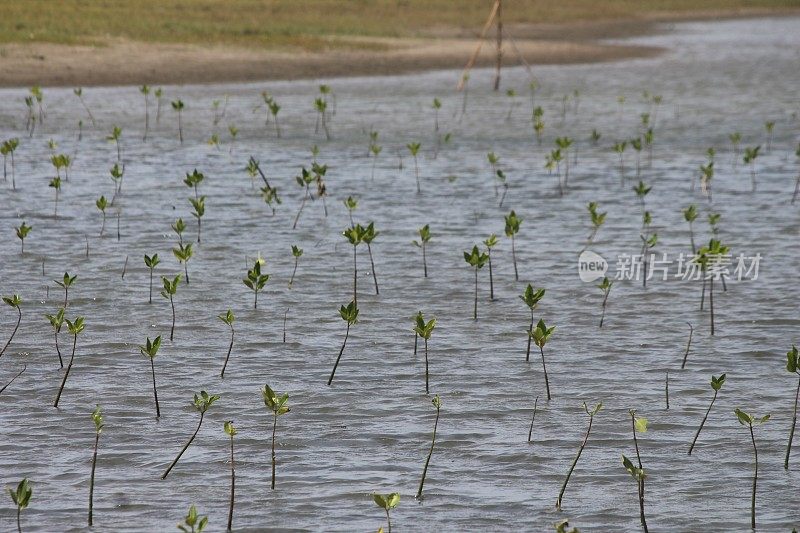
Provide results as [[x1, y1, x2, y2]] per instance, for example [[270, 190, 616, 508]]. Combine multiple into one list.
[[555, 137, 573, 187], [584, 203, 606, 250], [49, 177, 61, 217], [8, 478, 32, 533], [140, 85, 150, 141], [484, 234, 498, 299], [173, 217, 186, 245], [633, 180, 651, 215], [268, 97, 281, 137], [464, 245, 489, 320], [224, 421, 237, 531], [682, 205, 699, 254], [765, 121, 775, 152], [362, 222, 380, 295], [792, 144, 800, 204], [328, 300, 358, 386], [416, 394, 441, 499], [613, 141, 627, 185], [73, 88, 96, 127], [44, 307, 65, 367], [520, 284, 546, 362], [700, 161, 714, 202], [734, 408, 770, 530], [55, 272, 77, 308], [412, 310, 423, 356], [743, 146, 760, 192], [288, 245, 303, 288], [344, 195, 358, 226], [173, 243, 193, 285], [630, 137, 643, 179], [189, 196, 205, 243], [1, 138, 19, 189], [785, 345, 800, 469], [0, 295, 22, 359], [696, 239, 729, 335], [177, 505, 207, 533], [532, 319, 555, 400], [106, 126, 122, 162], [261, 383, 290, 489], [373, 493, 400, 533], [412, 224, 432, 278], [624, 411, 649, 532], [488, 152, 500, 196], [504, 210, 522, 281], [154, 88, 164, 123], [312, 162, 329, 217], [556, 402, 602, 511], [407, 142, 422, 193], [144, 254, 160, 304], [314, 97, 330, 140], [139, 335, 162, 418], [414, 313, 436, 393], [243, 260, 269, 309], [218, 310, 235, 378], [161, 274, 181, 341], [597, 277, 613, 328], [109, 163, 125, 204], [688, 374, 726, 455], [292, 167, 315, 230], [370, 142, 382, 181], [343, 225, 364, 305], [95, 196, 108, 236], [172, 100, 185, 143], [15, 222, 31, 254], [161, 391, 220, 479], [534, 117, 545, 145], [184, 169, 204, 199], [54, 315, 85, 407], [88, 405, 103, 526]]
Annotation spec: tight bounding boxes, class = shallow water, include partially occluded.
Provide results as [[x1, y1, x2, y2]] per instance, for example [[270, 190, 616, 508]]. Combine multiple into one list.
[[1, 15, 800, 532]]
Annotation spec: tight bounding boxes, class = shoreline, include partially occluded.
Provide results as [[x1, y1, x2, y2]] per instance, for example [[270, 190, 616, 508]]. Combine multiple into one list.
[[0, 9, 796, 88]]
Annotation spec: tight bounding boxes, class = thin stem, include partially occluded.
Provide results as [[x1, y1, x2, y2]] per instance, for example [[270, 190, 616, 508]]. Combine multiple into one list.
[[328, 324, 349, 386], [785, 375, 800, 469], [150, 357, 161, 418], [422, 243, 428, 278], [289, 258, 299, 288], [271, 412, 278, 489], [424, 338, 429, 394], [487, 251, 494, 300], [54, 334, 77, 407], [527, 396, 539, 442], [710, 277, 715, 336], [599, 289, 609, 328], [353, 245, 358, 306], [680, 322, 694, 369], [89, 431, 99, 526], [473, 266, 478, 320], [540, 345, 552, 401], [161, 412, 205, 479], [416, 406, 440, 499], [220, 325, 235, 378], [511, 235, 518, 281], [525, 312, 534, 362], [169, 295, 176, 341], [556, 412, 594, 510], [149, 269, 154, 304], [688, 391, 717, 455], [749, 423, 758, 530], [367, 243, 379, 295], [227, 435, 235, 531]]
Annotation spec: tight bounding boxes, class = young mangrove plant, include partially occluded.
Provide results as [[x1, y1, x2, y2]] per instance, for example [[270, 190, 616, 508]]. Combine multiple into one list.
[[172, 99, 185, 143], [344, 195, 358, 226], [109, 163, 125, 204], [139, 335, 162, 418], [613, 141, 627, 185], [243, 260, 269, 309], [416, 394, 441, 500], [189, 196, 205, 243], [488, 152, 500, 196], [15, 222, 31, 254], [733, 408, 770, 530], [106, 126, 122, 162], [622, 410, 649, 532], [582, 203, 606, 251], [373, 493, 400, 533], [484, 234, 498, 299], [743, 146, 760, 192], [785, 345, 800, 469], [292, 167, 316, 230], [73, 88, 96, 127], [261, 383, 290, 489], [362, 222, 380, 295], [696, 239, 729, 335], [764, 121, 775, 152], [49, 176, 61, 217], [54, 316, 85, 408], [218, 310, 235, 378], [630, 137, 643, 179], [633, 180, 651, 217], [314, 98, 330, 140], [177, 505, 207, 533], [414, 313, 436, 393], [0, 295, 22, 359], [173, 243, 193, 285], [556, 402, 602, 511], [144, 254, 160, 304], [161, 274, 181, 341], [266, 96, 281, 137], [288, 245, 303, 288], [520, 284, 546, 361], [328, 300, 359, 386], [407, 142, 422, 193], [161, 391, 220, 479], [8, 478, 32, 533], [2, 138, 19, 189], [504, 210, 522, 281], [597, 277, 613, 328], [55, 272, 77, 308], [96, 196, 108, 236], [140, 85, 150, 141], [532, 319, 555, 400], [312, 163, 329, 217], [464, 245, 489, 320], [370, 142, 382, 181], [44, 308, 65, 367], [412, 224, 432, 278], [682, 205, 698, 254], [224, 421, 237, 531], [88, 405, 103, 526], [343, 225, 364, 305], [688, 374, 726, 455], [555, 137, 573, 188]]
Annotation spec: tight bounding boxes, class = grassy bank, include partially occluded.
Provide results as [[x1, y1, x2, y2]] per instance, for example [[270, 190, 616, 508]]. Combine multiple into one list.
[[2, 0, 799, 51]]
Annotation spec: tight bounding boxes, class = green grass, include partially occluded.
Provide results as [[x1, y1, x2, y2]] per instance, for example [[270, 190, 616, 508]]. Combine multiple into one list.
[[2, 0, 798, 50]]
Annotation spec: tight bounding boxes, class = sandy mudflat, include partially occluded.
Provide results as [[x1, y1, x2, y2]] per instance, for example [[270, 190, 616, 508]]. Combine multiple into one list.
[[0, 9, 794, 87]]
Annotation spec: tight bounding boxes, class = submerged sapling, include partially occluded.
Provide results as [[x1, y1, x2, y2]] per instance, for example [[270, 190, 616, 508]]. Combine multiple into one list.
[[343, 225, 364, 306], [144, 254, 160, 304], [556, 402, 602, 511], [140, 85, 150, 141], [613, 141, 627, 185], [218, 310, 235, 378], [584, 202, 606, 250], [532, 319, 555, 400], [733, 408, 770, 530], [172, 99, 185, 143], [328, 300, 358, 386], [407, 142, 422, 193], [224, 421, 237, 531], [173, 243, 193, 285], [1, 138, 19, 189], [54, 315, 85, 407], [484, 234, 498, 299], [8, 478, 32, 533], [463, 245, 489, 320], [370, 142, 382, 181], [682, 205, 698, 254], [784, 345, 800, 469], [688, 374, 726, 455], [161, 391, 220, 479], [743, 146, 760, 192], [161, 274, 181, 341], [139, 335, 162, 418], [362, 222, 380, 295], [44, 307, 65, 367], [189, 196, 205, 243], [49, 177, 61, 217], [344, 196, 358, 227], [73, 88, 96, 127], [622, 411, 649, 532], [414, 314, 436, 393], [288, 245, 303, 289], [412, 224, 432, 278], [504, 210, 522, 281], [55, 272, 77, 308], [15, 222, 31, 254], [416, 394, 441, 500], [243, 260, 269, 309], [96, 196, 108, 236], [177, 505, 207, 533], [597, 277, 613, 328], [88, 405, 103, 526], [373, 493, 400, 533], [0, 295, 22, 359], [520, 284, 545, 362], [292, 167, 315, 229], [261, 384, 290, 489]]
